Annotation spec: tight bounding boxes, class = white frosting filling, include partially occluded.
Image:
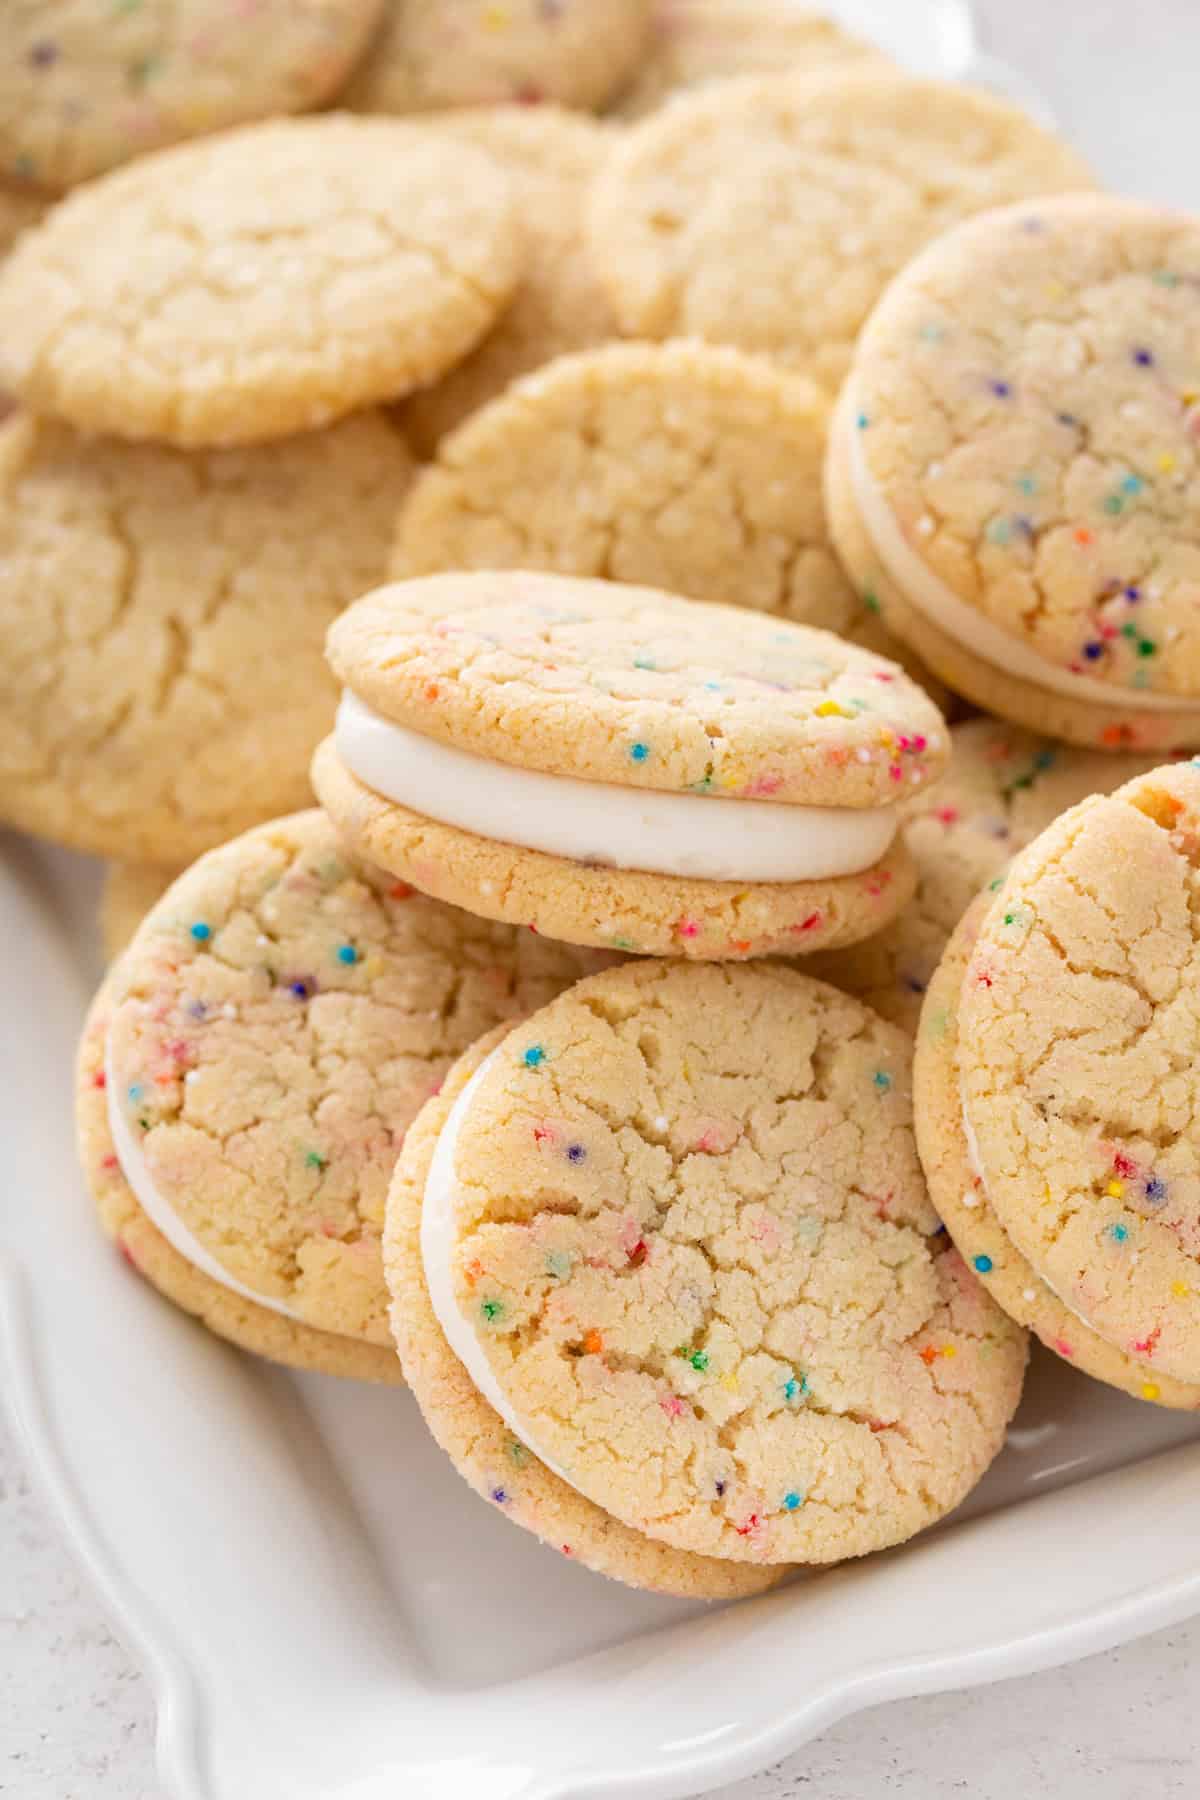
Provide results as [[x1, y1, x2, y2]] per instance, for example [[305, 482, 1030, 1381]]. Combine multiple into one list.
[[846, 393, 1194, 714], [335, 689, 898, 883], [421, 1049, 580, 1492], [105, 1038, 305, 1324]]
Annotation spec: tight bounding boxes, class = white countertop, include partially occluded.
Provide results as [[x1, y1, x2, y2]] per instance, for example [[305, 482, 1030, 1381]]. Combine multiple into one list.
[[6, 3, 1200, 1795]]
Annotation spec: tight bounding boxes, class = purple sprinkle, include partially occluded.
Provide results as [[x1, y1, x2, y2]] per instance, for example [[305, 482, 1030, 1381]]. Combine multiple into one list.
[[990, 380, 1012, 398], [566, 1143, 586, 1164], [1083, 641, 1104, 661], [1015, 515, 1036, 539], [490, 1487, 508, 1504], [1145, 1177, 1167, 1203], [288, 977, 316, 999], [29, 41, 58, 67], [1125, 585, 1141, 602], [185, 998, 207, 1020], [1133, 347, 1155, 367]]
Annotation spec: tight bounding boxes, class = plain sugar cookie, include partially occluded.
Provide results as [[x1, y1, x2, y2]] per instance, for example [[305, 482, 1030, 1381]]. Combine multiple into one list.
[[396, 341, 859, 633], [398, 107, 617, 456], [615, 0, 885, 120], [0, 410, 413, 862], [589, 69, 1093, 392], [0, 0, 384, 191], [386, 1025, 791, 1596], [78, 810, 610, 1380], [830, 196, 1200, 751], [391, 959, 1026, 1567], [916, 761, 1200, 1389], [916, 893, 1200, 1410], [812, 719, 1166, 1033], [347, 0, 650, 115], [314, 570, 950, 960], [0, 115, 521, 446]]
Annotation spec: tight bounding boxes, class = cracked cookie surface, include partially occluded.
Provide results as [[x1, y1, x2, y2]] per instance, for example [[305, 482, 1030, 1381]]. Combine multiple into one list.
[[589, 70, 1092, 394], [346, 0, 650, 115], [385, 1025, 791, 1595], [397, 107, 617, 457], [326, 570, 948, 805], [844, 196, 1200, 733], [615, 1, 885, 120], [915, 892, 1200, 1409], [812, 719, 1166, 1033], [0, 411, 413, 861], [395, 341, 860, 634], [82, 809, 610, 1371], [0, 0, 383, 191], [425, 959, 1026, 1562], [939, 762, 1200, 1386], [0, 114, 520, 445]]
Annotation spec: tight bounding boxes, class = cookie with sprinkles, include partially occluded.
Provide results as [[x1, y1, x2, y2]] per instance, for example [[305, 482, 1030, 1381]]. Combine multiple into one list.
[[614, 0, 887, 121], [916, 892, 1200, 1410], [77, 810, 611, 1381], [0, 0, 383, 192], [386, 1023, 791, 1597], [312, 570, 949, 961], [346, 0, 651, 116], [0, 410, 413, 862], [397, 107, 618, 458], [101, 861, 183, 961], [811, 718, 1167, 1033], [387, 959, 1027, 1573], [588, 69, 1093, 394], [915, 761, 1200, 1392], [831, 195, 1200, 751], [0, 115, 521, 446]]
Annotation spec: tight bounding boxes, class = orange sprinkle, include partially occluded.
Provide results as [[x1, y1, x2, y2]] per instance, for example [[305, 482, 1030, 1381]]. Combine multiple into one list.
[[424, 682, 439, 700], [1073, 527, 1094, 546], [919, 1344, 938, 1365], [464, 1258, 484, 1287], [583, 1328, 604, 1356]]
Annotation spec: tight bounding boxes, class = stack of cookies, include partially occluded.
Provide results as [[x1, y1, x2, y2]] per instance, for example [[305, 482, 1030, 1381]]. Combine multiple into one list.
[[0, 4, 1194, 1600]]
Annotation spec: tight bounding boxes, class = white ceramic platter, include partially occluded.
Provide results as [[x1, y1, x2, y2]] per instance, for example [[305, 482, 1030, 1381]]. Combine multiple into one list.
[[5, 7, 1200, 1799]]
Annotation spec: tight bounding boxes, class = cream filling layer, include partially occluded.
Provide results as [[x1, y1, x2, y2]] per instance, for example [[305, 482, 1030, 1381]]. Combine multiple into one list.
[[335, 690, 898, 883], [846, 392, 1194, 715], [105, 1038, 305, 1324], [421, 1049, 580, 1492]]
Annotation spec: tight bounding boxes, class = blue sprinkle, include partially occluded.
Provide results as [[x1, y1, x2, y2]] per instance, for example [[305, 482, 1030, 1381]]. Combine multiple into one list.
[[1145, 1177, 1167, 1203], [127, 1084, 142, 1102], [1016, 473, 1038, 495], [1033, 749, 1056, 770], [856, 412, 870, 430], [566, 1143, 586, 1164], [336, 944, 358, 965], [873, 1070, 892, 1092], [490, 1487, 508, 1504], [523, 1044, 546, 1069], [1125, 586, 1141, 602], [973, 1254, 994, 1274], [1121, 473, 1144, 496], [1108, 1223, 1129, 1243], [189, 921, 211, 941], [289, 978, 314, 999], [782, 1491, 804, 1512], [629, 741, 651, 762], [1083, 641, 1104, 661]]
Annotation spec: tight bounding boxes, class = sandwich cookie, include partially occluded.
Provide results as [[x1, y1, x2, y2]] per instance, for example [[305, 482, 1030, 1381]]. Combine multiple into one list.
[[831, 196, 1200, 751], [0, 0, 383, 191], [588, 69, 1093, 394], [812, 719, 1165, 1033], [915, 761, 1200, 1397], [313, 570, 950, 960], [0, 410, 412, 862], [387, 960, 1028, 1574], [0, 115, 520, 446], [398, 107, 618, 457], [346, 0, 651, 116], [77, 810, 610, 1380]]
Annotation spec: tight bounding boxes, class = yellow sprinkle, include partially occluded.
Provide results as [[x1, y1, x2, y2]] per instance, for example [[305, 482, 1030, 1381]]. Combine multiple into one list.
[[1172, 1281, 1191, 1298], [481, 3, 511, 26], [1159, 452, 1178, 473], [815, 699, 850, 719], [1106, 1179, 1124, 1197], [877, 728, 894, 748], [1142, 1383, 1161, 1402], [719, 1372, 739, 1392], [1184, 390, 1199, 407], [1045, 280, 1067, 302], [941, 1344, 956, 1359]]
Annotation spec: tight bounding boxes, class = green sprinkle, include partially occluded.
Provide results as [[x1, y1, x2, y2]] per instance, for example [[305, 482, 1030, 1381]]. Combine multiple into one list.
[[1015, 473, 1038, 495], [1153, 270, 1181, 287], [986, 517, 1013, 545], [863, 588, 881, 615], [481, 1299, 504, 1322], [689, 1350, 709, 1372], [611, 936, 637, 951], [1137, 638, 1156, 658], [506, 1440, 528, 1466], [305, 1150, 328, 1171], [633, 656, 657, 671], [1103, 494, 1124, 515], [988, 876, 1005, 891], [873, 1070, 892, 1092]]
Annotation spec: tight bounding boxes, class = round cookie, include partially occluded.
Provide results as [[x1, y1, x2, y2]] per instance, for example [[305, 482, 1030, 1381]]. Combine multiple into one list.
[[78, 809, 611, 1380], [394, 958, 1027, 1567], [615, 1, 885, 121], [396, 341, 861, 631], [829, 196, 1200, 752], [101, 861, 182, 961], [314, 570, 950, 960], [916, 761, 1200, 1390], [0, 410, 413, 862], [398, 107, 618, 457], [0, 115, 520, 446], [346, 0, 650, 115], [916, 893, 1200, 1410], [811, 719, 1167, 1033], [588, 69, 1093, 394], [386, 1024, 790, 1597], [0, 0, 383, 192]]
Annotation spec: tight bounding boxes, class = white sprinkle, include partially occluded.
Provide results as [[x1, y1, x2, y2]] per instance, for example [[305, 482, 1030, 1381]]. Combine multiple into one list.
[[910, 769, 924, 784], [916, 514, 935, 538], [222, 1003, 237, 1019], [1022, 1287, 1037, 1303], [256, 935, 270, 948], [654, 1116, 669, 1133], [961, 1190, 979, 1210], [480, 880, 496, 897], [184, 1069, 198, 1084], [856, 747, 873, 764]]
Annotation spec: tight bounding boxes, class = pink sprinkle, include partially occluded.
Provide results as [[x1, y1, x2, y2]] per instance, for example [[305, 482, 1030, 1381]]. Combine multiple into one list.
[[889, 763, 903, 782], [1054, 1336, 1075, 1359], [100, 1153, 119, 1172], [118, 1238, 140, 1271], [676, 918, 701, 939], [660, 1394, 687, 1420], [744, 771, 784, 797], [791, 911, 823, 934], [936, 806, 959, 826], [1132, 1325, 1162, 1358]]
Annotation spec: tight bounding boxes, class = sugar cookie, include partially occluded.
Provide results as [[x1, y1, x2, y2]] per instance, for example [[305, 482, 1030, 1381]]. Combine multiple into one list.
[[314, 570, 950, 960]]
